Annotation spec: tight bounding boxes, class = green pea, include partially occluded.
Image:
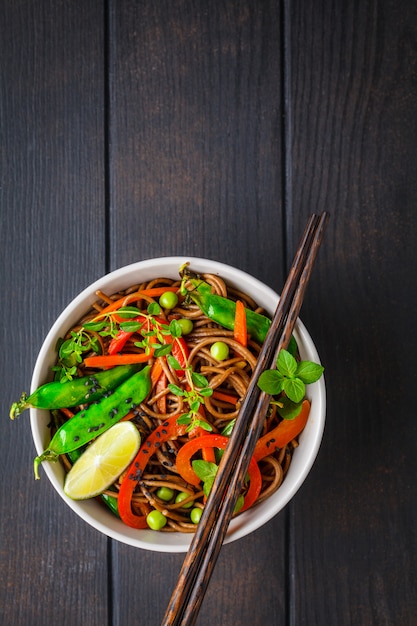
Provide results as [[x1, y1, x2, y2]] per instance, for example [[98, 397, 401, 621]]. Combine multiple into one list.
[[210, 341, 229, 361], [146, 509, 167, 530], [175, 491, 194, 508], [159, 291, 179, 309], [156, 486, 175, 502], [190, 507, 203, 524], [177, 317, 193, 335]]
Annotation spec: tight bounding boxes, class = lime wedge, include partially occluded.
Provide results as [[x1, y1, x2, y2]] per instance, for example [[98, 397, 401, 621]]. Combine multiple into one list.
[[64, 422, 141, 500]]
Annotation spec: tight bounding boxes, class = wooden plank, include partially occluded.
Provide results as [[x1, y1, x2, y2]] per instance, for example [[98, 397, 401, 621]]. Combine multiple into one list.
[[107, 2, 286, 624], [0, 2, 108, 625], [287, 1, 417, 623]]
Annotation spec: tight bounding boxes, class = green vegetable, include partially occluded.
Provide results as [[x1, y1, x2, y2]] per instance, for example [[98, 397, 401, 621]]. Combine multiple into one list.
[[180, 272, 271, 343], [159, 291, 179, 309], [156, 486, 175, 502], [258, 349, 324, 405], [175, 491, 194, 508], [169, 366, 213, 432], [33, 365, 151, 479], [9, 364, 143, 420], [192, 459, 246, 513], [210, 341, 229, 361], [190, 507, 203, 524], [176, 317, 193, 335], [192, 459, 218, 497], [146, 509, 167, 530]]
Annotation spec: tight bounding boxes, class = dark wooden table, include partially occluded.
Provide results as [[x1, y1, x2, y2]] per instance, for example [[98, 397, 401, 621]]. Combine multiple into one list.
[[2, 2, 417, 625]]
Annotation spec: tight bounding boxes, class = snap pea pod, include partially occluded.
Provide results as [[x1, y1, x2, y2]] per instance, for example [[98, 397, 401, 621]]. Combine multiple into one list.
[[10, 363, 143, 420], [182, 276, 271, 344], [34, 365, 151, 479]]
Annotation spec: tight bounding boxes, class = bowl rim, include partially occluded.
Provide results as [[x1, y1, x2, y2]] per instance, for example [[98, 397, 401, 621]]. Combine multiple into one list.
[[30, 256, 326, 552]]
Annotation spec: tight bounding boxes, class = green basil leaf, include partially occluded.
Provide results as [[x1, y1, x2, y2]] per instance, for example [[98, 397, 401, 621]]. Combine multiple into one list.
[[276, 396, 303, 420], [257, 370, 285, 395], [282, 377, 305, 403], [192, 459, 218, 483], [296, 361, 324, 384], [199, 387, 213, 397], [276, 349, 298, 378]]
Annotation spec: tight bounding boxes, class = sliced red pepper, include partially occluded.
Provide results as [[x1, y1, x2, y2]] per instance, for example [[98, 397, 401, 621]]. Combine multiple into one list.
[[118, 416, 189, 529], [83, 352, 153, 368], [108, 324, 142, 355], [253, 399, 311, 461], [175, 434, 262, 512]]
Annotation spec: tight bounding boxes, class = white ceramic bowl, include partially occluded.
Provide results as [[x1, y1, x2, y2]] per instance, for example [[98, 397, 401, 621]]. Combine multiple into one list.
[[30, 257, 325, 552]]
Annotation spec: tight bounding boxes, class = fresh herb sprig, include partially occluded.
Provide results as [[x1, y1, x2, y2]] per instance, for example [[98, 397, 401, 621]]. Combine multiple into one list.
[[52, 308, 135, 382], [192, 459, 244, 512], [168, 358, 213, 433], [257, 349, 323, 420]]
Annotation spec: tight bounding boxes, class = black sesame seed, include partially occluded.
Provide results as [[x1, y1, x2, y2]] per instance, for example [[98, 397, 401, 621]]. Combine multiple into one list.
[[73, 435, 80, 442]]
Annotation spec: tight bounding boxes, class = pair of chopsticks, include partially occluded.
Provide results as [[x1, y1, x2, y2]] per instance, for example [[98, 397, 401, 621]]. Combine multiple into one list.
[[161, 212, 329, 626]]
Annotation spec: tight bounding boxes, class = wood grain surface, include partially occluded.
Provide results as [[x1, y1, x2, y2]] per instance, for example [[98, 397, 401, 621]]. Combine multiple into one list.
[[1, 1, 416, 625]]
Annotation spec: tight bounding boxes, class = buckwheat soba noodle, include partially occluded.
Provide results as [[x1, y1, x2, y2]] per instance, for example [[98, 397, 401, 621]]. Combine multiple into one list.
[[30, 267, 316, 533]]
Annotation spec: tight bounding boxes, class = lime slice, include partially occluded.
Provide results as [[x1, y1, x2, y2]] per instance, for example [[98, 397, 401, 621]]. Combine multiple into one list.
[[64, 422, 141, 500]]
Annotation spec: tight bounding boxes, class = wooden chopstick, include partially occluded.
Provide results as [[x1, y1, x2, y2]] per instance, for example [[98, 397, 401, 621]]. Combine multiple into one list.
[[161, 212, 329, 626]]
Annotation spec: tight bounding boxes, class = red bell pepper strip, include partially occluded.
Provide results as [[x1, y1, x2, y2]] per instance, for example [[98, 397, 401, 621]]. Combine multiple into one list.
[[108, 319, 143, 355], [83, 352, 153, 368], [118, 416, 189, 529], [253, 399, 311, 461], [175, 434, 262, 512]]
